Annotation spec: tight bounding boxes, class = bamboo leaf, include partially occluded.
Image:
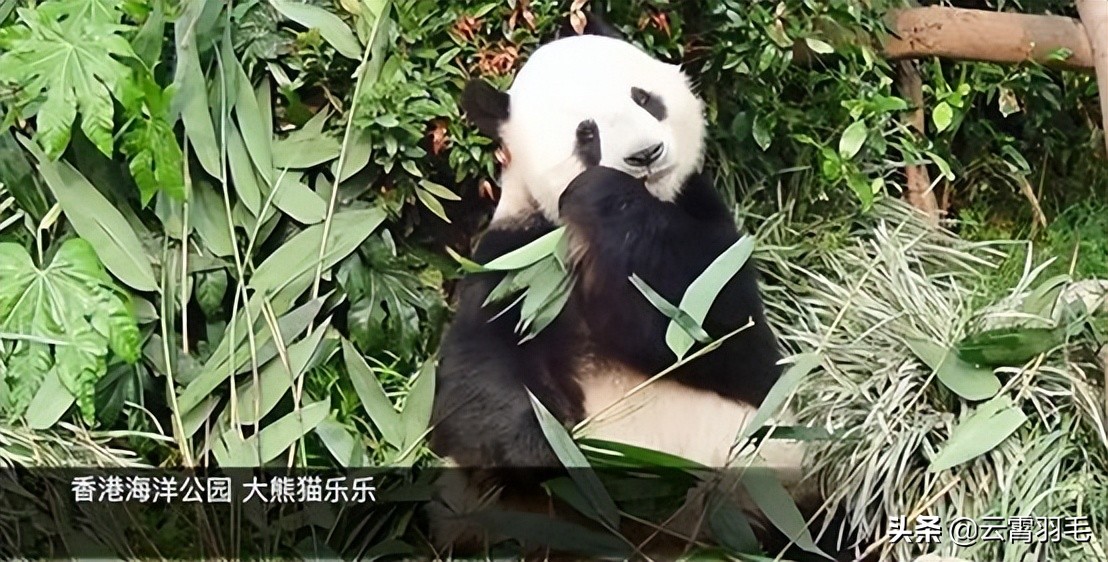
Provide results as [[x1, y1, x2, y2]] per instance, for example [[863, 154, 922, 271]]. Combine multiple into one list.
[[224, 399, 330, 465], [21, 136, 158, 292], [342, 338, 404, 448], [929, 394, 1028, 472], [906, 337, 1001, 400], [401, 359, 436, 450], [664, 235, 756, 359], [271, 0, 363, 59], [741, 467, 830, 559], [734, 353, 820, 447], [528, 390, 620, 529], [232, 319, 332, 425]]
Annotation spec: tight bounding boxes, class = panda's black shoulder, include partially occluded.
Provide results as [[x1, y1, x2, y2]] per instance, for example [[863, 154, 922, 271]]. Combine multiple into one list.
[[672, 170, 738, 228]]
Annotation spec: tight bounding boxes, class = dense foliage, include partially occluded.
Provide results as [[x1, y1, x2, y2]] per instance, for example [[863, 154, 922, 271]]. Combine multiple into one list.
[[1, 0, 1106, 559]]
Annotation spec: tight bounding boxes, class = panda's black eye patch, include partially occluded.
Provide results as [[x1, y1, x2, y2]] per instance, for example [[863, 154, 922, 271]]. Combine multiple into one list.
[[631, 87, 667, 121]]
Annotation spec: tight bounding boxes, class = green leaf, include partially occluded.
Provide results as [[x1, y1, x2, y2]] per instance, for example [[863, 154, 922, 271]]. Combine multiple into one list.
[[26, 370, 75, 430], [173, 13, 222, 180], [273, 172, 327, 225], [21, 136, 159, 292], [741, 467, 831, 559], [0, 6, 136, 158], [231, 319, 331, 425], [734, 353, 820, 447], [905, 337, 1001, 401], [528, 390, 620, 529], [838, 120, 867, 160], [342, 338, 404, 448], [707, 495, 761, 554], [0, 239, 140, 426], [271, 0, 363, 59], [929, 394, 1028, 472], [664, 235, 756, 359], [629, 274, 712, 346], [223, 399, 330, 466], [804, 37, 834, 54], [955, 326, 1064, 367], [401, 359, 435, 451], [752, 115, 772, 151], [122, 111, 185, 206], [415, 184, 450, 223], [479, 227, 566, 272], [932, 101, 954, 133], [249, 207, 386, 296], [272, 133, 343, 169], [315, 417, 366, 467]]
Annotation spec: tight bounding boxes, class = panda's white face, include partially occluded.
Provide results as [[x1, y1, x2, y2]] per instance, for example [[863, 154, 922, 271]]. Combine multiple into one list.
[[463, 35, 706, 224]]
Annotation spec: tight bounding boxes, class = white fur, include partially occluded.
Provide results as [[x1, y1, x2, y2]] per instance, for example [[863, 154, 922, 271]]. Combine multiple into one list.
[[492, 35, 706, 223]]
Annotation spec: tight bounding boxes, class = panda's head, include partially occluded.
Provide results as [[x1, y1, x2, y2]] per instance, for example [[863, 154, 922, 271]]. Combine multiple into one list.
[[461, 24, 706, 223]]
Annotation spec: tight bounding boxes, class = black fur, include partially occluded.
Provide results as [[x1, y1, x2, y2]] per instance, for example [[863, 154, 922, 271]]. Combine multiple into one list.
[[459, 79, 510, 140], [430, 167, 782, 470]]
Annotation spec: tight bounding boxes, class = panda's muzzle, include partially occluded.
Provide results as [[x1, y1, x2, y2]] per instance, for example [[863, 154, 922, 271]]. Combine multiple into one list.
[[624, 142, 664, 168]]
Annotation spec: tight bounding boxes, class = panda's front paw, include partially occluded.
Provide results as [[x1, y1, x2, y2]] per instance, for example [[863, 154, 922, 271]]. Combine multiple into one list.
[[559, 166, 645, 222]]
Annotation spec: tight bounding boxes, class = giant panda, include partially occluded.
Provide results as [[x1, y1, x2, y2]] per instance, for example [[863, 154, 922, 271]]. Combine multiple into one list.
[[427, 12, 854, 561]]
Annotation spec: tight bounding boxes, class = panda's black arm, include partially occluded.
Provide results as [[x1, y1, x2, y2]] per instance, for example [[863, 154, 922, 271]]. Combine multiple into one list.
[[430, 221, 584, 468], [558, 166, 782, 405]]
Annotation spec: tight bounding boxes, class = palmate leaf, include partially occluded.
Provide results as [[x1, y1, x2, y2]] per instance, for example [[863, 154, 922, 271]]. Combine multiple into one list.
[[0, 238, 140, 426], [0, 4, 136, 159]]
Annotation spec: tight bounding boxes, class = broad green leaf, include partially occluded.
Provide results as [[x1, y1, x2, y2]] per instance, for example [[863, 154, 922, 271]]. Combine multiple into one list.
[[707, 494, 761, 554], [231, 53, 274, 182], [273, 173, 327, 225], [741, 467, 830, 559], [188, 181, 235, 257], [906, 337, 1001, 400], [932, 101, 954, 133], [629, 274, 712, 345], [20, 136, 159, 292], [332, 130, 373, 182], [529, 390, 620, 529], [401, 359, 436, 450], [664, 235, 756, 359], [342, 338, 404, 448], [0, 239, 140, 426], [315, 417, 366, 467], [223, 399, 330, 466], [734, 353, 820, 447], [0, 6, 135, 158], [1021, 274, 1070, 318], [752, 115, 772, 151], [122, 108, 185, 206], [26, 370, 75, 429], [272, 132, 343, 169], [226, 124, 263, 216], [479, 227, 567, 272], [173, 13, 222, 180], [805, 37, 834, 54], [929, 394, 1028, 472], [271, 0, 363, 59], [248, 208, 386, 296], [578, 438, 707, 471], [955, 326, 1065, 367], [178, 295, 325, 418], [838, 120, 867, 159], [231, 319, 331, 425], [415, 185, 450, 223]]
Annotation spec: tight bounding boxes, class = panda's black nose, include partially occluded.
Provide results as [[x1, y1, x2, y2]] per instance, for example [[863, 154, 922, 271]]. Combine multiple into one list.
[[624, 143, 664, 167]]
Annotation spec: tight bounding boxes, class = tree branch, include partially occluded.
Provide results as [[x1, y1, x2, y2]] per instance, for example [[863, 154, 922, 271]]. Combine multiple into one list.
[[1075, 0, 1108, 157], [883, 7, 1094, 71]]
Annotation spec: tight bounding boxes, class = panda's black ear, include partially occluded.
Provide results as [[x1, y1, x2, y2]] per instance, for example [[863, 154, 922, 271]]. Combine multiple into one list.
[[460, 79, 510, 140], [556, 8, 624, 40]]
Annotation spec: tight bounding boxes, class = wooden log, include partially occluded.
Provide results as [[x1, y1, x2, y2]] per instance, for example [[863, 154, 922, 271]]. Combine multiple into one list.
[[883, 7, 1094, 71]]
